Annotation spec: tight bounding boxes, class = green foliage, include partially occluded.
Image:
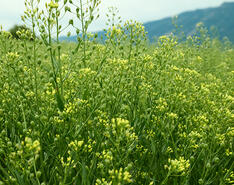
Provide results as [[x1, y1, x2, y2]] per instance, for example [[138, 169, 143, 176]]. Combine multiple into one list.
[[0, 1, 233, 185]]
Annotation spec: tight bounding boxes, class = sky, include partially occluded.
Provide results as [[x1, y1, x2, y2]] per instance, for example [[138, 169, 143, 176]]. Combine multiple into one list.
[[1, 0, 234, 34]]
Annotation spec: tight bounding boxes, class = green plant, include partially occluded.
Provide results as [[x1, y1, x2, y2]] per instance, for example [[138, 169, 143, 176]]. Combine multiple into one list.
[[0, 1, 233, 185]]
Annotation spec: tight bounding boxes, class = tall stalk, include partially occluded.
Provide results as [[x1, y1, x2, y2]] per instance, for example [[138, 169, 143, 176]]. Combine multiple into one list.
[[22, 0, 40, 109], [56, 12, 64, 100], [69, 0, 101, 67], [47, 8, 64, 111], [35, 0, 68, 111], [79, 0, 87, 67]]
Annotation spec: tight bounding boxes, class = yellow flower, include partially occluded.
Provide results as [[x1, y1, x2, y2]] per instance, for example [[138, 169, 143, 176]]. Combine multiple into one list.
[[197, 56, 203, 61], [166, 157, 190, 175], [48, 1, 59, 9], [78, 140, 84, 147]]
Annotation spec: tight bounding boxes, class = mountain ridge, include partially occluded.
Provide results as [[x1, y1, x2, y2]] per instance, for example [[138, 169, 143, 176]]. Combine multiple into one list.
[[143, 2, 234, 42]]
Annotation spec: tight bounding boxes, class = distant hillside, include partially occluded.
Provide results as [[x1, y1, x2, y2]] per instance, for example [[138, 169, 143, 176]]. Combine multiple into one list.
[[60, 2, 234, 42], [144, 2, 234, 42]]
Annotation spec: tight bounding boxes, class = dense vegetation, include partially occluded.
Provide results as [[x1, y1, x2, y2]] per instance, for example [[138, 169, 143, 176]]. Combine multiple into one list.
[[0, 0, 233, 184]]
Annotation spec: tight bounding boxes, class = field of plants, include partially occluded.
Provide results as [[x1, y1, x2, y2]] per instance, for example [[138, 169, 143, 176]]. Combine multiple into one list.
[[0, 0, 233, 184]]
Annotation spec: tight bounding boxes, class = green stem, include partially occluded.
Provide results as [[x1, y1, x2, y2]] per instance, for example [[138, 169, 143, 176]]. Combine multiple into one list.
[[48, 13, 64, 111], [80, 0, 87, 67], [128, 26, 133, 63], [56, 12, 64, 102], [161, 171, 171, 185], [31, 2, 39, 110]]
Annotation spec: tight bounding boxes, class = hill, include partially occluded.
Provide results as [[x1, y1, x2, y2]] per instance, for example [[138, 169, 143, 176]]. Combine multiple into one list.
[[144, 2, 234, 42]]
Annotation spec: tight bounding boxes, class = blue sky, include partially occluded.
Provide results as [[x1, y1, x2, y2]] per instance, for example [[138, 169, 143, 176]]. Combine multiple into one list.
[[1, 0, 234, 33]]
